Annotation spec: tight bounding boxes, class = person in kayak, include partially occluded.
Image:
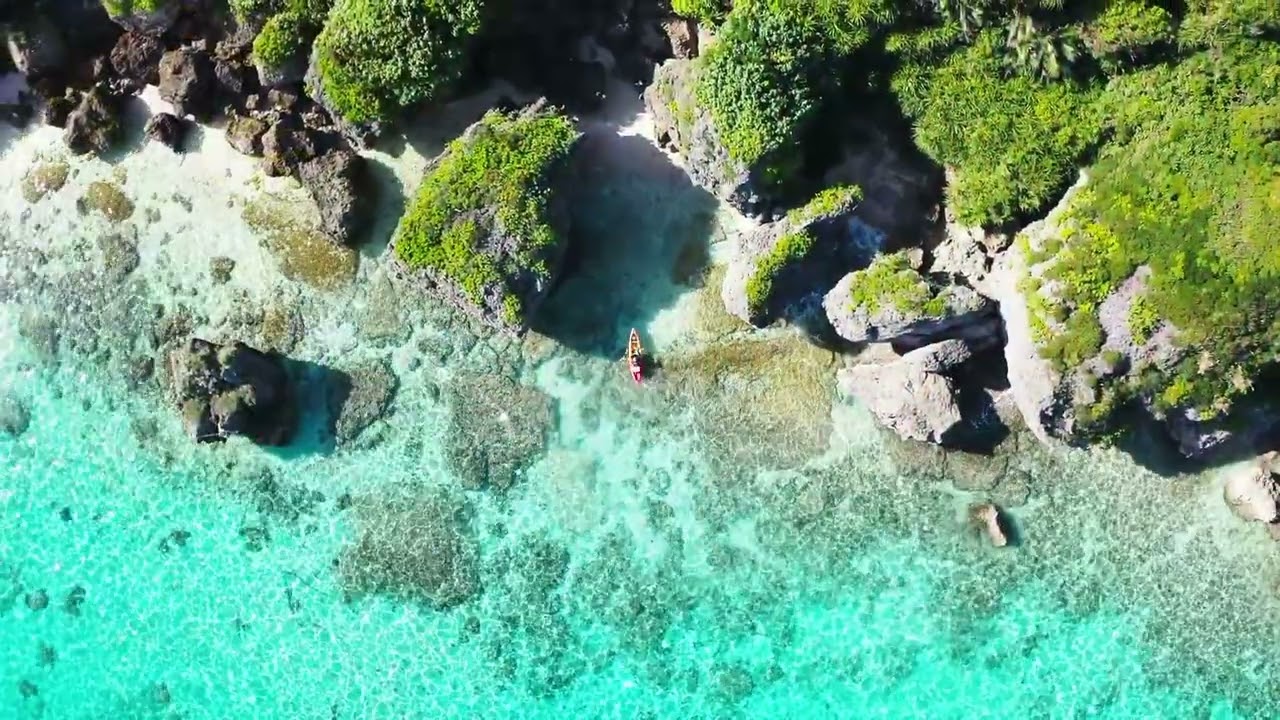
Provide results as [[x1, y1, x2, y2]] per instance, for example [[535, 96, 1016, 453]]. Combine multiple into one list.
[[628, 351, 643, 380]]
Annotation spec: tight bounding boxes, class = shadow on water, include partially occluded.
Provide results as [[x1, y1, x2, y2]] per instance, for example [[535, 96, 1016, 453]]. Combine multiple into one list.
[[267, 359, 349, 459], [531, 129, 719, 357]]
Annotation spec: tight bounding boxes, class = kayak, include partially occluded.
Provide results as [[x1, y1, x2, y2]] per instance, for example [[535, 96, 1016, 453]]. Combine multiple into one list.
[[625, 328, 644, 384]]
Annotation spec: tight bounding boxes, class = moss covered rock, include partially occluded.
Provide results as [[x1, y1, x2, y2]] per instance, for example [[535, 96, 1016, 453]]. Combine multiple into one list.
[[390, 102, 581, 334], [823, 251, 997, 345], [720, 186, 872, 327], [100, 0, 183, 34]]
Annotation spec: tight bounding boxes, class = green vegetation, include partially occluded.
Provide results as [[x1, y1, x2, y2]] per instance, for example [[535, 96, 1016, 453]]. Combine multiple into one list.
[[101, 0, 166, 15], [1020, 38, 1280, 417], [313, 0, 483, 125], [846, 252, 948, 317], [745, 184, 862, 317], [695, 1, 845, 190], [392, 107, 579, 317], [672, 0, 729, 27], [253, 11, 307, 69]]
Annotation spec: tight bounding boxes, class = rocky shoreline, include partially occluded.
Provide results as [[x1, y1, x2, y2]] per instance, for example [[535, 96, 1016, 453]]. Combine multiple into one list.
[[3, 0, 1278, 545]]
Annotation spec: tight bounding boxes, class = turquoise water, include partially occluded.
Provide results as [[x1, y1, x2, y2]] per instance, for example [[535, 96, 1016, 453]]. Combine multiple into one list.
[[4, 101, 1280, 719]]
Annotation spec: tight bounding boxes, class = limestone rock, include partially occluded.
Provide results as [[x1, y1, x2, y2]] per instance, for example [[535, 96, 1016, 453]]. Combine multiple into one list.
[[1223, 454, 1280, 525], [968, 502, 1010, 547], [838, 341, 971, 445], [166, 338, 297, 445], [298, 149, 370, 246]]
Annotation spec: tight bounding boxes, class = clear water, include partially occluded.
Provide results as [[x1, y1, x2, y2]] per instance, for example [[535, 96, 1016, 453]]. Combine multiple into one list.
[[3, 90, 1280, 720]]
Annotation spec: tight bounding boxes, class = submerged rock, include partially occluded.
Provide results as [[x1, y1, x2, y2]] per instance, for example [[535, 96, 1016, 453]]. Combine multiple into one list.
[[166, 338, 297, 445], [336, 491, 479, 609], [0, 394, 31, 436], [390, 103, 581, 334], [328, 359, 398, 446], [298, 149, 370, 246], [443, 372, 554, 490]]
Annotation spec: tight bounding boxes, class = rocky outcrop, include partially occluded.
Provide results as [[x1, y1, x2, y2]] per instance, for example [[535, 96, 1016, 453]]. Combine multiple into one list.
[[166, 338, 297, 445], [721, 186, 877, 327], [443, 372, 554, 491], [63, 85, 122, 155], [158, 46, 214, 119], [823, 252, 998, 346], [5, 14, 67, 78], [298, 149, 370, 246], [143, 111, 184, 150], [108, 31, 162, 84], [389, 103, 581, 334], [1224, 454, 1280, 540], [260, 120, 316, 177], [645, 58, 769, 215], [838, 340, 980, 445]]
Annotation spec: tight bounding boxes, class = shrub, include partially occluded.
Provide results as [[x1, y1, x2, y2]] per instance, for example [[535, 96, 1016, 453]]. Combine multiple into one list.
[[253, 11, 306, 69], [313, 0, 483, 124], [1126, 292, 1160, 344], [903, 30, 1103, 227], [392, 107, 579, 311], [1086, 0, 1174, 70], [672, 0, 728, 26], [695, 1, 844, 188], [101, 0, 167, 15], [846, 252, 948, 317]]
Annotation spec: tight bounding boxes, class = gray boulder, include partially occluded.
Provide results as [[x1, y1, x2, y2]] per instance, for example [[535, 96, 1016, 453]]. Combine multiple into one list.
[[837, 339, 977, 444], [969, 502, 1011, 547], [823, 252, 998, 346], [1223, 453, 1279, 525], [298, 149, 370, 246], [167, 338, 297, 445]]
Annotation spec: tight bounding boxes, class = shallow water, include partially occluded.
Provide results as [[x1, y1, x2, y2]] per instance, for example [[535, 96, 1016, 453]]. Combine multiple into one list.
[[2, 92, 1280, 719]]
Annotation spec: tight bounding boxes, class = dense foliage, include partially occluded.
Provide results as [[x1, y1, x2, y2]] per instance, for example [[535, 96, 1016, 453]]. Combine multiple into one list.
[[101, 0, 166, 16], [845, 252, 948, 317], [1024, 39, 1280, 418], [313, 0, 483, 124], [392, 107, 579, 324]]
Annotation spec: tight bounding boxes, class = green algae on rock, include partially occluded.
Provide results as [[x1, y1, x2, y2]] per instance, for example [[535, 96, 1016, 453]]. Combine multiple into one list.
[[722, 185, 866, 326], [21, 160, 70, 204], [390, 103, 581, 334], [244, 196, 357, 291], [80, 181, 135, 222]]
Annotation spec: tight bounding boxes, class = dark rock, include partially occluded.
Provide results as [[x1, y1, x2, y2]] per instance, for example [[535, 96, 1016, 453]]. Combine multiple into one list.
[[144, 111, 185, 151], [260, 121, 316, 177], [5, 14, 67, 78], [209, 256, 235, 284], [109, 31, 162, 85], [24, 589, 48, 611], [328, 359, 398, 446], [166, 337, 298, 445], [661, 18, 698, 59], [63, 85, 122, 155], [158, 46, 214, 119], [0, 394, 30, 436], [42, 91, 76, 128], [214, 57, 255, 100], [64, 584, 86, 615], [265, 88, 299, 112], [225, 113, 268, 156], [297, 149, 370, 246]]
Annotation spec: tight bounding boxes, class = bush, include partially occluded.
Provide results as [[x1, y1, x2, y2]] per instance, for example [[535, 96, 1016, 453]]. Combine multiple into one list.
[[392, 107, 579, 321], [695, 1, 844, 188], [846, 252, 948, 316], [253, 11, 306, 68], [101, 0, 167, 16], [903, 30, 1103, 227], [672, 0, 728, 26], [313, 0, 483, 125], [1086, 0, 1174, 70]]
